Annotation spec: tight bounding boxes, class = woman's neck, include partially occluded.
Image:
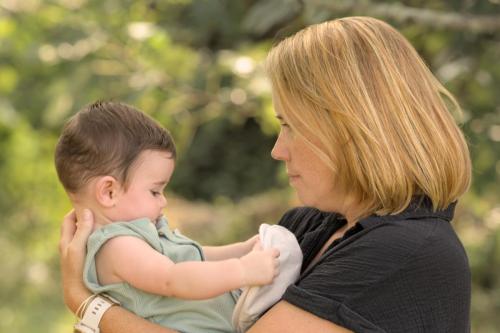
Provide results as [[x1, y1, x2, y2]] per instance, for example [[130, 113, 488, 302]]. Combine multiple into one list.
[[343, 210, 360, 228], [336, 196, 364, 228]]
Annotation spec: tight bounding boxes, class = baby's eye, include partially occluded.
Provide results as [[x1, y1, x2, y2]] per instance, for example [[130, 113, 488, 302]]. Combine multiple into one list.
[[150, 190, 161, 197]]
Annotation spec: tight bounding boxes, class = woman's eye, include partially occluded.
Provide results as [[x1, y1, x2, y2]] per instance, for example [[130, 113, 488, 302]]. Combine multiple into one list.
[[280, 123, 292, 132]]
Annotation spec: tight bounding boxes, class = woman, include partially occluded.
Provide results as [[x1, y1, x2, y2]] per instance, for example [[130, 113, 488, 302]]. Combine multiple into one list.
[[60, 17, 471, 332]]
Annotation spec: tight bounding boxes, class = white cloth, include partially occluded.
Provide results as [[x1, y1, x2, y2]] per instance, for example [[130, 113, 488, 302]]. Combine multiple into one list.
[[232, 223, 303, 333]]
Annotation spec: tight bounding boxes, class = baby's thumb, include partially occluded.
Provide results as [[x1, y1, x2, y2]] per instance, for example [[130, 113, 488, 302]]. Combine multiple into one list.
[[252, 239, 262, 251]]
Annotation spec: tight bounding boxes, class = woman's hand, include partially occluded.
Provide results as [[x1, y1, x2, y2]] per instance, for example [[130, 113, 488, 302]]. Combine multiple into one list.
[[59, 209, 94, 314]]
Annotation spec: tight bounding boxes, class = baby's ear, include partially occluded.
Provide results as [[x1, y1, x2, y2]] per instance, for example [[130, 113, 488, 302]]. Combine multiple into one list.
[[94, 176, 121, 207]]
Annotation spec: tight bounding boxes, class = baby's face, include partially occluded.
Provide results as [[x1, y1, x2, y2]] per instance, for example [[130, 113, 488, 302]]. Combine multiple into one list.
[[110, 150, 175, 223]]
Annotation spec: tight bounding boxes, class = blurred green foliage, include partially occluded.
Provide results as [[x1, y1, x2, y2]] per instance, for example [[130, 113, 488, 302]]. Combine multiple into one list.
[[0, 0, 498, 332]]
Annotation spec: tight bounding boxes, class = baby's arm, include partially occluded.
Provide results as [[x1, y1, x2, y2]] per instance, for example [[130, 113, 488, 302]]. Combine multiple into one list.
[[96, 236, 279, 300], [203, 235, 259, 261]]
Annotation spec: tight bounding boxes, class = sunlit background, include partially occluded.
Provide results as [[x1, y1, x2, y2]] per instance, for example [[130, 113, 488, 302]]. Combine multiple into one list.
[[0, 0, 499, 332]]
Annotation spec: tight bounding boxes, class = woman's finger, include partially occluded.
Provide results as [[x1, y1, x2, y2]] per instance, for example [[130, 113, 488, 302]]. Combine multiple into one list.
[[59, 209, 94, 313], [59, 209, 76, 253], [71, 209, 94, 248]]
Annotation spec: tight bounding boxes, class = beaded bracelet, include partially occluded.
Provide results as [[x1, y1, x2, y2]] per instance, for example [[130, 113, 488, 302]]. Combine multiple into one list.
[[75, 294, 97, 319]]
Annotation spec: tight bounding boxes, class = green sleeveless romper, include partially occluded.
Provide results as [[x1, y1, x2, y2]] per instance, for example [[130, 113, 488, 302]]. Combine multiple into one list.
[[83, 218, 237, 333]]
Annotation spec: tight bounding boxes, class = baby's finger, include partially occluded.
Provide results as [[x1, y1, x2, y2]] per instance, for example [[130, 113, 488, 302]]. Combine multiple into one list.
[[252, 240, 262, 251]]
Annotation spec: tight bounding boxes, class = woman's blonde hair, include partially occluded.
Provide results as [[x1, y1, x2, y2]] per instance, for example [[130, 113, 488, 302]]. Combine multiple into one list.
[[266, 16, 471, 217]]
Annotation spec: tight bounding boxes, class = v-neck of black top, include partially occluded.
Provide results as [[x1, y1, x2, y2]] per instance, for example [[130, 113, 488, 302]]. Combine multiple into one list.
[[299, 215, 347, 274]]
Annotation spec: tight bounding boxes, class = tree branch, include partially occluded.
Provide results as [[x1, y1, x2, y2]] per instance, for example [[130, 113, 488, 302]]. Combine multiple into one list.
[[308, 0, 500, 34]]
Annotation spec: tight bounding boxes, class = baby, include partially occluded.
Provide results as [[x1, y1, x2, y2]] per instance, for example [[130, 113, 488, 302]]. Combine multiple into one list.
[[55, 101, 279, 333]]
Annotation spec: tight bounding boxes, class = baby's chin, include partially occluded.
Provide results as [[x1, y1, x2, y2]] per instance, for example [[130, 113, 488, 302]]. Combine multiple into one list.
[[153, 215, 163, 224]]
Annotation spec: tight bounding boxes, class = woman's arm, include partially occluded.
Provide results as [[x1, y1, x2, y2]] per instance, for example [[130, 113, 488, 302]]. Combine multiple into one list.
[[202, 235, 259, 261], [247, 301, 353, 333], [60, 210, 348, 333], [59, 210, 177, 333], [100, 306, 178, 333]]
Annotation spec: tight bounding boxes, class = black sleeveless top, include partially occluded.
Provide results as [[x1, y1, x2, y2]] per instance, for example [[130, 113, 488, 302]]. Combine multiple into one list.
[[278, 198, 470, 332]]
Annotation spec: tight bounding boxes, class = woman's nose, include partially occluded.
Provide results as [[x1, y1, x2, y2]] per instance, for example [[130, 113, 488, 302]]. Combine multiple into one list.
[[271, 134, 289, 161]]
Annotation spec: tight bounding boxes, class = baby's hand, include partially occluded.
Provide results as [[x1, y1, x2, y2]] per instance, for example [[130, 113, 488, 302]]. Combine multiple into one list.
[[239, 244, 280, 286], [243, 234, 260, 253]]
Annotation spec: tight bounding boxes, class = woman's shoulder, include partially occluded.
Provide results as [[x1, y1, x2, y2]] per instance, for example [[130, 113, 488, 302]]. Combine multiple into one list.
[[354, 199, 466, 263], [283, 210, 470, 332]]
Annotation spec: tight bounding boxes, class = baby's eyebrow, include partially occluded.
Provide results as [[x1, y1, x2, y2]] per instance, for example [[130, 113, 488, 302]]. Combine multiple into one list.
[[153, 180, 168, 186]]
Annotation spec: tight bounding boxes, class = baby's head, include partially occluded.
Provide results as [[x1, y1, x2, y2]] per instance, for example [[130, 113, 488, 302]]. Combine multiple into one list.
[[55, 101, 176, 224]]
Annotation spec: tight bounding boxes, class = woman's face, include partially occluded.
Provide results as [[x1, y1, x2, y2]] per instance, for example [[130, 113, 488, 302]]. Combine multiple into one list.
[[271, 98, 344, 213]]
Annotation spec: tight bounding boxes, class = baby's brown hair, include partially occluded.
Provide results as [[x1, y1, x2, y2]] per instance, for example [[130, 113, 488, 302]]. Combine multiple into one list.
[[55, 101, 176, 193]]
